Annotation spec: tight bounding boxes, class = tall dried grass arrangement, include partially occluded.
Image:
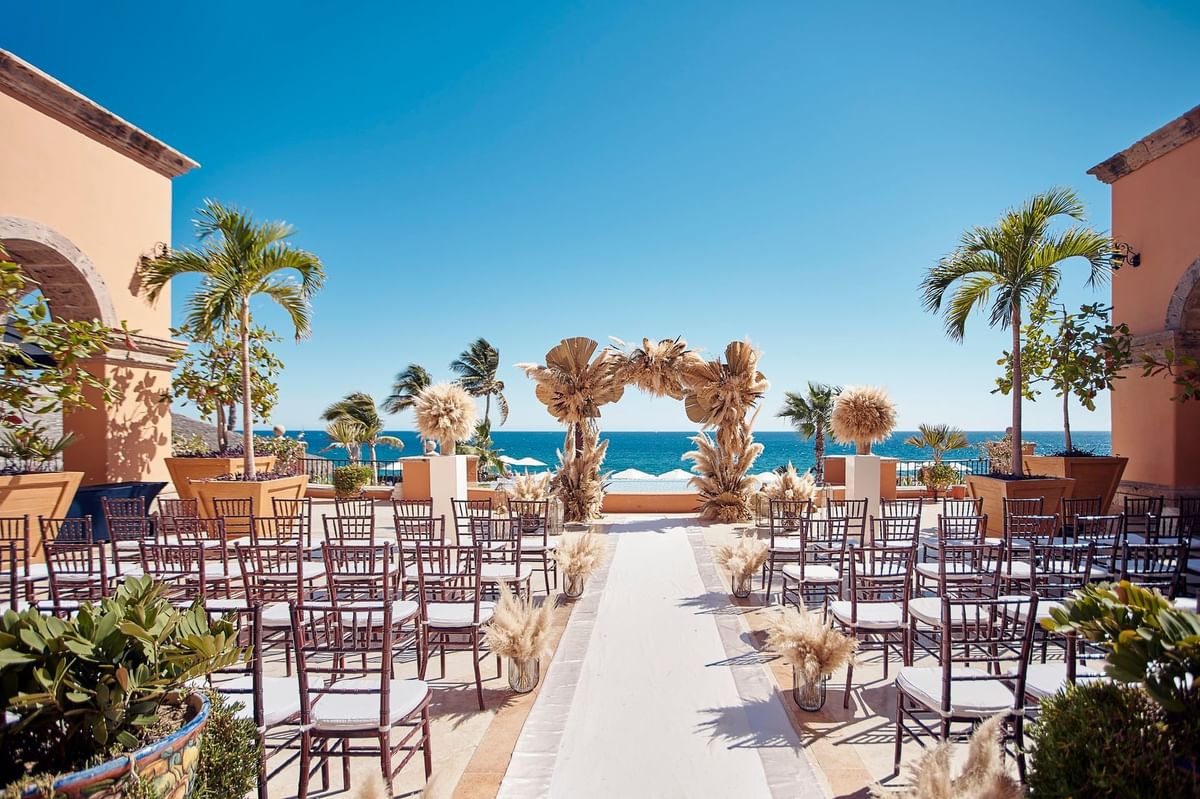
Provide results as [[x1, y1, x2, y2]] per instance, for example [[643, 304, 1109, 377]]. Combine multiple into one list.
[[762, 463, 816, 503], [684, 423, 764, 522], [506, 471, 551, 502], [551, 422, 609, 522], [483, 582, 554, 662], [554, 531, 605, 580], [765, 605, 857, 687], [830, 385, 897, 455], [609, 336, 702, 400], [714, 532, 769, 581], [412, 382, 477, 456], [873, 714, 1022, 799]]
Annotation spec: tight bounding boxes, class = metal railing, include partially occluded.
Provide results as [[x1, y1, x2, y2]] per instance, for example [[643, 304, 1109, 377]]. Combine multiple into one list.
[[300, 457, 404, 486], [894, 457, 992, 487]]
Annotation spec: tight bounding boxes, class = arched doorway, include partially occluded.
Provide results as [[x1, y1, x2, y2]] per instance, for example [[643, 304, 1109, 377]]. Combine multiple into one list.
[[0, 217, 181, 483]]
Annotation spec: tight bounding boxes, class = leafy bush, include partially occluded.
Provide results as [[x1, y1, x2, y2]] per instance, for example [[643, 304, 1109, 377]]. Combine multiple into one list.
[[0, 577, 246, 788], [193, 691, 261, 799], [917, 462, 961, 494], [254, 435, 306, 474], [0, 422, 74, 475], [333, 464, 374, 498], [1027, 681, 1199, 797], [1044, 580, 1200, 713]]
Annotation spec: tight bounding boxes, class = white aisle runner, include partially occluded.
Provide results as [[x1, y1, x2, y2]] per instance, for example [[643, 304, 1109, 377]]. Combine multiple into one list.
[[499, 517, 825, 798]]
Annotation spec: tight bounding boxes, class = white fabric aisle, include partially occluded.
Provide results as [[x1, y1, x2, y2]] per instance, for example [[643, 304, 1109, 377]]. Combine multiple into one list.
[[499, 517, 823, 798]]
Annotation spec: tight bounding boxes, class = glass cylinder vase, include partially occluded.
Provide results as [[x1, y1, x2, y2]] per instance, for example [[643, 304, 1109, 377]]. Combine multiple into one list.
[[564, 572, 586, 598], [792, 667, 828, 711], [508, 657, 540, 693], [731, 571, 753, 598]]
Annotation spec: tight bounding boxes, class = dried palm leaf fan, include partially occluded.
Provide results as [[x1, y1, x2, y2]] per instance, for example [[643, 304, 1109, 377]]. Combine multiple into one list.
[[609, 336, 702, 400], [517, 337, 624, 523], [830, 385, 897, 455], [412, 382, 477, 456]]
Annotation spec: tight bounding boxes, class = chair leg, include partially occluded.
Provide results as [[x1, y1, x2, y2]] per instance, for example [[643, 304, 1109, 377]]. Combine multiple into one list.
[[380, 730, 393, 797], [342, 738, 351, 790], [422, 706, 433, 779], [1014, 716, 1028, 783], [843, 658, 854, 709], [542, 552, 551, 595], [765, 556, 775, 601], [257, 735, 269, 799], [298, 732, 312, 799], [882, 635, 890, 678], [893, 692, 904, 776], [473, 636, 485, 711]]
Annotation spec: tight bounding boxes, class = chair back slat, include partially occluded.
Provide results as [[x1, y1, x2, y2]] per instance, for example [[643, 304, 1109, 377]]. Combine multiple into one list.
[[45, 540, 108, 604], [1120, 541, 1185, 598], [768, 499, 811, 544], [881, 498, 923, 518], [323, 543, 397, 605], [40, 516, 93, 544], [871, 515, 919, 547], [414, 543, 483, 624], [236, 542, 308, 604], [508, 499, 551, 543], [942, 497, 983, 517], [334, 496, 375, 518], [323, 515, 376, 546]]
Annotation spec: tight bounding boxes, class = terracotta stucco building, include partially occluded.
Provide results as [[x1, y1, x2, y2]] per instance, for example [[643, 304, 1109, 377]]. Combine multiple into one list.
[[1091, 104, 1200, 505], [0, 49, 196, 484]]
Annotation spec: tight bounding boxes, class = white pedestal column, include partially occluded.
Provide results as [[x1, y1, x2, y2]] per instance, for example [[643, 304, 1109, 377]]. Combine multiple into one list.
[[428, 455, 468, 543], [845, 455, 881, 542]]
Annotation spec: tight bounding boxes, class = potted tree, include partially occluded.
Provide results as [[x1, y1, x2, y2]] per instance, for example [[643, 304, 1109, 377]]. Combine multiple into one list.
[[904, 423, 969, 499], [0, 249, 117, 548], [1000, 297, 1133, 512], [164, 323, 283, 498], [920, 188, 1110, 534], [143, 200, 323, 516]]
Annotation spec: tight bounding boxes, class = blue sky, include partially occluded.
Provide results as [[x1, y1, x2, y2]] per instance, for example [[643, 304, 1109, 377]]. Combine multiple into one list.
[[7, 2, 1199, 431]]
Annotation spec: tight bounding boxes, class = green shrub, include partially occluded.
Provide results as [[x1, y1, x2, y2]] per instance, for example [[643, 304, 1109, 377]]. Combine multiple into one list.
[[333, 463, 374, 498], [1027, 681, 1200, 797], [0, 578, 246, 789], [193, 691, 261, 799], [253, 435, 306, 475], [917, 462, 960, 494]]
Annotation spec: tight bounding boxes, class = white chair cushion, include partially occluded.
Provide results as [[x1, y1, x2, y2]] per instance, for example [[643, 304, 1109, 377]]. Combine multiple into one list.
[[480, 564, 530, 584], [896, 666, 1016, 717], [216, 675, 302, 727], [908, 597, 994, 627], [830, 600, 903, 629], [16, 563, 49, 581], [1019, 663, 1104, 700], [520, 537, 559, 552], [997, 595, 1063, 623], [261, 602, 294, 628], [205, 598, 249, 613], [425, 600, 495, 628], [914, 562, 980, 581], [309, 677, 429, 732], [1173, 597, 1198, 613], [337, 599, 420, 625], [781, 564, 839, 583], [770, 538, 803, 551]]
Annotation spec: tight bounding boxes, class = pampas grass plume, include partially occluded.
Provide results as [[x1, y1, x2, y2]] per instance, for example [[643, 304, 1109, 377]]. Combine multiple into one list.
[[873, 714, 1023, 799], [555, 531, 605, 580], [413, 383, 477, 456], [714, 532, 768, 580], [831, 385, 897, 455], [765, 605, 857, 686], [484, 582, 554, 661]]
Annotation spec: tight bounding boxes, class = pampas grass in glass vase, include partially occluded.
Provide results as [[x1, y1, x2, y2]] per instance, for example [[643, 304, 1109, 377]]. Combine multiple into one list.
[[484, 583, 554, 693], [766, 605, 857, 711], [873, 714, 1022, 799], [554, 531, 605, 597], [714, 532, 768, 598]]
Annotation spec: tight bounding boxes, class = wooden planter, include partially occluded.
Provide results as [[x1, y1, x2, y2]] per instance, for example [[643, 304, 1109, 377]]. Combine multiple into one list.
[[0, 471, 84, 560], [966, 474, 1075, 537], [165, 456, 276, 500], [1023, 455, 1128, 513], [192, 474, 308, 537]]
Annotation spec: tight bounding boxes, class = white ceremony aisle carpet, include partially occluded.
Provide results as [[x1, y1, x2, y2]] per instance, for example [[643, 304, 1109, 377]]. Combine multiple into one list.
[[498, 516, 825, 798]]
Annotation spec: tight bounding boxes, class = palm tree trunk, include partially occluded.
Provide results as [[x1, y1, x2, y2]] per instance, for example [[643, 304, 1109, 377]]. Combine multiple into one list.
[[815, 427, 825, 483], [369, 443, 379, 483], [484, 393, 491, 428], [240, 301, 256, 479], [1062, 393, 1073, 453], [1010, 303, 1023, 476]]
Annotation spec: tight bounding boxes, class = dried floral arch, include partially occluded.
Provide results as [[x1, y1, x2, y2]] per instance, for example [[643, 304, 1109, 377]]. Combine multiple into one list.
[[517, 336, 769, 523]]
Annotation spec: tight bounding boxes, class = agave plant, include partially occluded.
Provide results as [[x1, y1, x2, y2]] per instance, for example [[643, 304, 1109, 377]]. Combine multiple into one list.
[[609, 336, 701, 400], [518, 337, 624, 521]]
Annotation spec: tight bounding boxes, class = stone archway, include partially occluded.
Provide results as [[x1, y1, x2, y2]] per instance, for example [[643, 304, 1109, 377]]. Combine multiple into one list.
[[1165, 254, 1200, 334], [0, 216, 119, 327]]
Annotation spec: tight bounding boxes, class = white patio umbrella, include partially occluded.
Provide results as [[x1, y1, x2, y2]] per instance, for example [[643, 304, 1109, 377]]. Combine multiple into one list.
[[656, 468, 694, 481], [512, 456, 549, 469], [611, 468, 655, 480], [498, 455, 521, 466], [752, 471, 780, 484]]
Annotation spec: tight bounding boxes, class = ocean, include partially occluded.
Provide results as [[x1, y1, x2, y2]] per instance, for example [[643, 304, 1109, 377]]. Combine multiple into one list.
[[275, 429, 1112, 475]]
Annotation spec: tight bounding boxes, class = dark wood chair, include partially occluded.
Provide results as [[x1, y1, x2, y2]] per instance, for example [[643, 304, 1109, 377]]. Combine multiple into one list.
[[414, 543, 493, 710]]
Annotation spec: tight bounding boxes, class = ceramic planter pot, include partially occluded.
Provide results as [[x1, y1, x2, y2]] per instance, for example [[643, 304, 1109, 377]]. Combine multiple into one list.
[[191, 474, 308, 537], [22, 693, 209, 799], [508, 657, 540, 693]]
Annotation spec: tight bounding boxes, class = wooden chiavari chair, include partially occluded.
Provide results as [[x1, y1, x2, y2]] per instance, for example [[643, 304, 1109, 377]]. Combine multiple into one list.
[[414, 543, 493, 710], [763, 498, 812, 599], [826, 498, 868, 547], [213, 497, 254, 538], [507, 499, 557, 594], [779, 516, 845, 617], [0, 517, 41, 602]]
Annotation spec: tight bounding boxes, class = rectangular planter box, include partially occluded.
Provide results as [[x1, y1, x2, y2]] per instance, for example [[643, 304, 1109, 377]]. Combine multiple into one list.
[[165, 456, 277, 501], [0, 471, 84, 560], [191, 474, 308, 537], [1023, 455, 1128, 514], [966, 474, 1075, 537]]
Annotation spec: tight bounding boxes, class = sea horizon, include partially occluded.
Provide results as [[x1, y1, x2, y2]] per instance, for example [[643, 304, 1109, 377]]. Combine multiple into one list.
[[260, 428, 1113, 476]]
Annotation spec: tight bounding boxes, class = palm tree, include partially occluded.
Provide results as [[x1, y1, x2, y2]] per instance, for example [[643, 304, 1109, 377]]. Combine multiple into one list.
[[777, 382, 841, 483], [919, 187, 1110, 475], [321, 392, 403, 473], [383, 364, 431, 415], [904, 423, 969, 464], [144, 199, 324, 478], [450, 338, 508, 426], [321, 417, 365, 462]]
